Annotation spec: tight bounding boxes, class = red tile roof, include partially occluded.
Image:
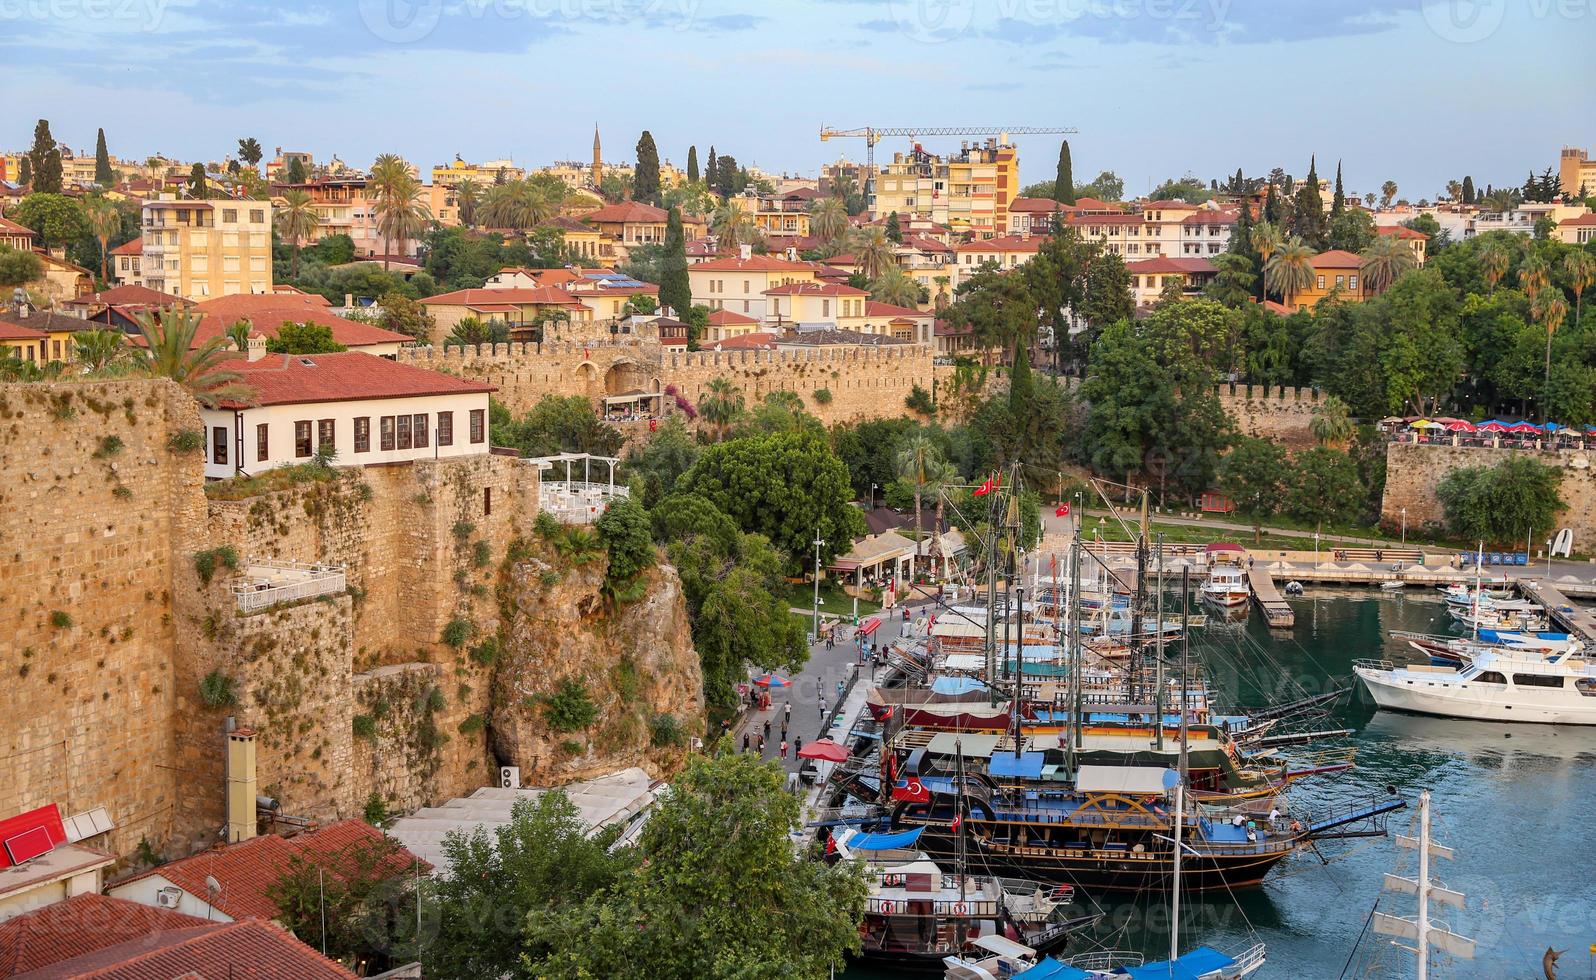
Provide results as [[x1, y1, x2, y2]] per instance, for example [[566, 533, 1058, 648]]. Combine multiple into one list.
[[1311, 249, 1364, 269], [193, 296, 410, 349], [66, 284, 191, 308], [115, 821, 429, 922], [710, 332, 779, 350], [865, 301, 930, 318], [764, 281, 867, 296], [1069, 197, 1124, 213], [1126, 257, 1217, 275], [271, 284, 332, 306], [541, 215, 596, 234], [108, 238, 142, 255], [0, 320, 48, 341], [1064, 213, 1143, 227], [1141, 199, 1202, 209], [705, 309, 758, 325], [1558, 213, 1596, 227], [0, 895, 209, 976], [691, 253, 815, 273], [901, 234, 953, 254], [15, 919, 355, 979], [418, 286, 585, 310], [0, 216, 33, 236], [1377, 225, 1428, 239], [214, 352, 495, 410], [581, 201, 669, 224], [953, 235, 1043, 253], [1180, 210, 1238, 226], [1009, 197, 1068, 214]]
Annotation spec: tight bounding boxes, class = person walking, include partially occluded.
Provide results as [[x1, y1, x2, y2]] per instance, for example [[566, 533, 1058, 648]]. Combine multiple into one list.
[[795, 736, 803, 756], [757, 734, 766, 755], [784, 702, 792, 723], [779, 739, 789, 760], [818, 697, 827, 718], [763, 718, 771, 739], [836, 679, 845, 700], [780, 721, 788, 740], [742, 732, 749, 752]]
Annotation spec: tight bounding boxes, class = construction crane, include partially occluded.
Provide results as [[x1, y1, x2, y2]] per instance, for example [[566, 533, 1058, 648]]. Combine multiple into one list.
[[819, 124, 1078, 177]]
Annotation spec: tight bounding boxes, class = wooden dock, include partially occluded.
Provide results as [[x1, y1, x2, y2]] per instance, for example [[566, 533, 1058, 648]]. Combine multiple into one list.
[[1518, 579, 1596, 644], [1248, 565, 1296, 628]]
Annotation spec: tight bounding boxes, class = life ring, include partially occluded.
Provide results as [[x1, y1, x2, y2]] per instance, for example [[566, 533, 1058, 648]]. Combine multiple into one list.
[[879, 900, 895, 915], [952, 902, 968, 916]]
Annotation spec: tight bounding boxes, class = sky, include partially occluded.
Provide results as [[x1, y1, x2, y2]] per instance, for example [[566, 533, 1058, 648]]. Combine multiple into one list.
[[3, 0, 1593, 200]]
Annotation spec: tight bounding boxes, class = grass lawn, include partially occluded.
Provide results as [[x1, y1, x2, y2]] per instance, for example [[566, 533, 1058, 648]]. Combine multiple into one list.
[[782, 580, 880, 617]]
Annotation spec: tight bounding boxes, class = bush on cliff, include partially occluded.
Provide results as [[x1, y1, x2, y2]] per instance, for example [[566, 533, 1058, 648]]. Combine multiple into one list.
[[1437, 455, 1564, 546]]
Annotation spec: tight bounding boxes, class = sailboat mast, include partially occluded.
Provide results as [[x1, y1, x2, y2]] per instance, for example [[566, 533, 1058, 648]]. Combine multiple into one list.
[[1070, 535, 1085, 770], [1417, 790, 1431, 980], [1155, 536, 1166, 751], [984, 477, 999, 707], [1171, 774, 1184, 964], [955, 740, 968, 902], [1179, 567, 1190, 779]]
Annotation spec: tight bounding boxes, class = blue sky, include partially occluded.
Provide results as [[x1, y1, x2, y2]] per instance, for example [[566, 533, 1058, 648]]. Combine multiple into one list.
[[3, 0, 1592, 199]]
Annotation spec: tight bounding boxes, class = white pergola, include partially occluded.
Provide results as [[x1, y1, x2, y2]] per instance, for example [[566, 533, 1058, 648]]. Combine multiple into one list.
[[530, 452, 629, 524]]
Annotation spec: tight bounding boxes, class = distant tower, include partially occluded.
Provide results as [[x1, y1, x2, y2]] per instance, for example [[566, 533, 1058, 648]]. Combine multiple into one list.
[[591, 124, 602, 189]]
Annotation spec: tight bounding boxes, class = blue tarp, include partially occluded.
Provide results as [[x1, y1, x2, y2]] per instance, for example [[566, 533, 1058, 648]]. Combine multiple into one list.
[[846, 827, 924, 851], [932, 676, 988, 695], [1016, 959, 1092, 980], [1121, 947, 1237, 980], [989, 752, 1047, 779]]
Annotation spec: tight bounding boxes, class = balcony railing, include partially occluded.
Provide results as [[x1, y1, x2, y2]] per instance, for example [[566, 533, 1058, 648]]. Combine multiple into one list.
[[232, 558, 347, 613]]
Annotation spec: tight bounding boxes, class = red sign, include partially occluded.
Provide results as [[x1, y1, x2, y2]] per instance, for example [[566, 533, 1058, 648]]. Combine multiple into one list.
[[0, 804, 63, 868], [892, 778, 930, 803], [3, 826, 53, 864]]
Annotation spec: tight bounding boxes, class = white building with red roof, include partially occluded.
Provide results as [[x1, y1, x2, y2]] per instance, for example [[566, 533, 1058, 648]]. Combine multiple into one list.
[[763, 280, 868, 327], [1125, 256, 1219, 307], [196, 350, 495, 479], [107, 237, 144, 287], [703, 307, 762, 343], [419, 285, 590, 341], [950, 234, 1044, 288], [0, 215, 34, 252], [860, 300, 935, 344], [688, 247, 819, 322]]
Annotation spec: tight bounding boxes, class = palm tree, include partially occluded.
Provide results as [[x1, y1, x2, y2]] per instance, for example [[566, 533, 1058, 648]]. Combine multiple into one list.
[[869, 267, 921, 309], [482, 179, 563, 230], [454, 179, 480, 229], [129, 309, 254, 408], [1309, 395, 1355, 447], [1533, 291, 1570, 416], [1565, 251, 1595, 330], [1480, 240, 1511, 292], [1380, 180, 1398, 210], [225, 319, 251, 352], [72, 328, 126, 373], [369, 155, 431, 269], [709, 202, 757, 252], [274, 188, 320, 278], [809, 197, 848, 250], [850, 225, 895, 281], [933, 275, 951, 311], [1446, 180, 1462, 202], [697, 377, 745, 440], [926, 458, 956, 576], [446, 316, 493, 347], [1359, 234, 1417, 295], [895, 434, 945, 580], [1519, 254, 1550, 300], [1250, 222, 1284, 298], [1364, 192, 1377, 209], [1264, 236, 1316, 308], [86, 199, 121, 285]]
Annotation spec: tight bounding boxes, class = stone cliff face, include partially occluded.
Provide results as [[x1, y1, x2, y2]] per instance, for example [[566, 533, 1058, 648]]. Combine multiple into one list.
[[493, 554, 703, 784]]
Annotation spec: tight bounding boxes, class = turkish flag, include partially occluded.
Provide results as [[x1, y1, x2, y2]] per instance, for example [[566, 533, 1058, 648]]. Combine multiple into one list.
[[973, 476, 997, 497], [892, 778, 930, 803], [1055, 503, 1070, 517], [950, 813, 962, 833]]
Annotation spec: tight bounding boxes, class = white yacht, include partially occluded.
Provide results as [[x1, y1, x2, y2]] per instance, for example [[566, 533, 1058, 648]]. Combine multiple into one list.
[[1202, 565, 1250, 607], [1355, 646, 1596, 725]]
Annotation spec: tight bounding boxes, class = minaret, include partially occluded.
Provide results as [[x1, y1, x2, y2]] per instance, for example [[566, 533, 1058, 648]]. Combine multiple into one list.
[[591, 124, 602, 189]]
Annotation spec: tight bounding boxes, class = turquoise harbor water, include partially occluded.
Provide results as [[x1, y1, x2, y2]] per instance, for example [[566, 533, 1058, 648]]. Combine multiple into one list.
[[846, 590, 1596, 979]]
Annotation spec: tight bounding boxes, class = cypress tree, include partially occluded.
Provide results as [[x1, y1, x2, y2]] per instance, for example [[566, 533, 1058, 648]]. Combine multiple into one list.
[[286, 156, 307, 184], [1291, 155, 1326, 249], [660, 207, 691, 319], [18, 155, 31, 186], [27, 119, 62, 194], [633, 130, 660, 204], [1008, 342, 1033, 416], [1053, 140, 1076, 204], [885, 212, 902, 243], [187, 163, 209, 200], [706, 147, 718, 195], [1331, 160, 1346, 219], [687, 145, 699, 184], [1263, 182, 1281, 225], [94, 128, 112, 185], [714, 154, 737, 198], [1462, 175, 1475, 204]]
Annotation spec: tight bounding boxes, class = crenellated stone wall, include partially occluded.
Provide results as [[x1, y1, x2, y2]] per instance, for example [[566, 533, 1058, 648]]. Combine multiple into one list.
[[1217, 384, 1325, 448], [1381, 441, 1596, 544]]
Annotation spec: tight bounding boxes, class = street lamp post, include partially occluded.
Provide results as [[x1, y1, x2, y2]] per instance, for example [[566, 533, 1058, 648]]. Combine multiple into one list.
[[812, 531, 825, 644], [1401, 507, 1407, 546], [1314, 532, 1320, 571], [1546, 539, 1553, 580]]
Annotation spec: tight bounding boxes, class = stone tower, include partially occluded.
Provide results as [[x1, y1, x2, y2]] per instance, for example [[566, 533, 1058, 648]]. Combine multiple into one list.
[[591, 124, 602, 189]]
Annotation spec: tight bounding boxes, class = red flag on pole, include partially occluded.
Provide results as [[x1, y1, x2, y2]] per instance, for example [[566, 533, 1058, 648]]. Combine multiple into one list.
[[950, 813, 963, 832], [1055, 503, 1070, 517], [973, 476, 995, 497], [892, 778, 930, 803]]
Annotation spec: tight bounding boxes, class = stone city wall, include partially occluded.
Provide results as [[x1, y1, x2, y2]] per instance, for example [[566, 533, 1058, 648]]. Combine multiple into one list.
[[1382, 441, 1596, 546]]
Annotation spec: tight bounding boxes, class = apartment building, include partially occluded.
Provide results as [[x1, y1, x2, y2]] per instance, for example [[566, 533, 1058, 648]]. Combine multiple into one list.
[[432, 157, 524, 189], [871, 138, 1019, 238], [1560, 146, 1596, 198], [949, 235, 1043, 289], [689, 249, 818, 321], [141, 197, 273, 300], [1061, 201, 1235, 263]]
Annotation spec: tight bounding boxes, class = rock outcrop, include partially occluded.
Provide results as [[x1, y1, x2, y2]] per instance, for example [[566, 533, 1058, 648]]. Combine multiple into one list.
[[493, 553, 703, 784]]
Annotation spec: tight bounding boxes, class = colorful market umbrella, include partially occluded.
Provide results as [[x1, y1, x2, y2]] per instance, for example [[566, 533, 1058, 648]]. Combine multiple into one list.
[[754, 674, 791, 688], [1478, 420, 1509, 432], [1445, 420, 1476, 432], [797, 738, 851, 762], [1508, 421, 1541, 434]]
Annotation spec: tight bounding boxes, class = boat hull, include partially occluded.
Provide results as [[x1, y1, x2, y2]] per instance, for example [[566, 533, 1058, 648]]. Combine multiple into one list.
[[1357, 668, 1596, 726]]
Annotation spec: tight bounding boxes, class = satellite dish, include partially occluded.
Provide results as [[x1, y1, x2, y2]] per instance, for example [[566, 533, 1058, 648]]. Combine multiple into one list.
[[205, 874, 222, 895], [1162, 769, 1181, 791]]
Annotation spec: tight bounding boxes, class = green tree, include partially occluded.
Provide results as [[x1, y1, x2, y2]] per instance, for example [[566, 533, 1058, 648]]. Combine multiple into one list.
[[376, 291, 433, 342], [1284, 447, 1363, 526], [492, 395, 623, 458], [86, 198, 121, 284], [482, 177, 565, 231], [896, 434, 945, 578], [709, 202, 756, 251], [1218, 436, 1288, 539], [705, 147, 717, 195], [72, 329, 126, 373], [850, 224, 895, 281], [237, 137, 263, 169], [1289, 156, 1326, 249], [1054, 139, 1076, 204], [1437, 456, 1564, 546], [659, 206, 691, 317], [596, 496, 656, 601], [1310, 394, 1355, 446], [26, 119, 62, 194], [1462, 175, 1475, 204], [130, 309, 254, 408], [186, 163, 209, 200], [1205, 252, 1257, 308], [371, 154, 432, 269], [1564, 251, 1595, 331], [686, 144, 699, 184], [679, 429, 866, 569], [697, 377, 746, 441], [625, 417, 699, 507], [0, 245, 43, 287], [884, 211, 902, 243], [810, 196, 849, 255], [266, 322, 347, 354], [11, 193, 89, 251], [868, 266, 921, 308], [1360, 232, 1417, 295], [633, 131, 661, 204], [1327, 207, 1376, 253], [93, 128, 112, 185], [1266, 236, 1317, 308], [267, 832, 422, 972], [275, 188, 320, 278]]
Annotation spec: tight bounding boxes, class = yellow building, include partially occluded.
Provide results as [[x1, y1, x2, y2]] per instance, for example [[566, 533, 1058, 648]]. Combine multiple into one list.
[[431, 157, 525, 190], [1560, 147, 1596, 199], [0, 306, 104, 364], [1289, 250, 1370, 310], [872, 137, 1019, 238], [752, 188, 820, 237], [1375, 225, 1428, 265], [763, 281, 868, 327], [141, 197, 273, 300], [418, 286, 589, 342]]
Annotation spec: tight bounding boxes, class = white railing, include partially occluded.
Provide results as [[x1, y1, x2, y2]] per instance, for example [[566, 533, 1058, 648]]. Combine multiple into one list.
[[233, 558, 346, 612], [538, 480, 630, 525]]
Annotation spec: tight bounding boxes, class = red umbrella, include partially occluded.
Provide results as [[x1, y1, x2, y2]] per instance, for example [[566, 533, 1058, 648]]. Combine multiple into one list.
[[798, 738, 850, 762], [1445, 420, 1476, 432], [1478, 421, 1508, 432], [1508, 422, 1541, 434]]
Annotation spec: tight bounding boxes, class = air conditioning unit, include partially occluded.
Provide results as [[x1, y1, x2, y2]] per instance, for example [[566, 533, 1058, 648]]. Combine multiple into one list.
[[499, 766, 521, 790], [155, 886, 183, 909]]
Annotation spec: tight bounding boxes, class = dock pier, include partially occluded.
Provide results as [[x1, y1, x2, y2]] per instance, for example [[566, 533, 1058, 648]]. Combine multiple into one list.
[[1517, 579, 1596, 644], [1248, 565, 1296, 628]]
